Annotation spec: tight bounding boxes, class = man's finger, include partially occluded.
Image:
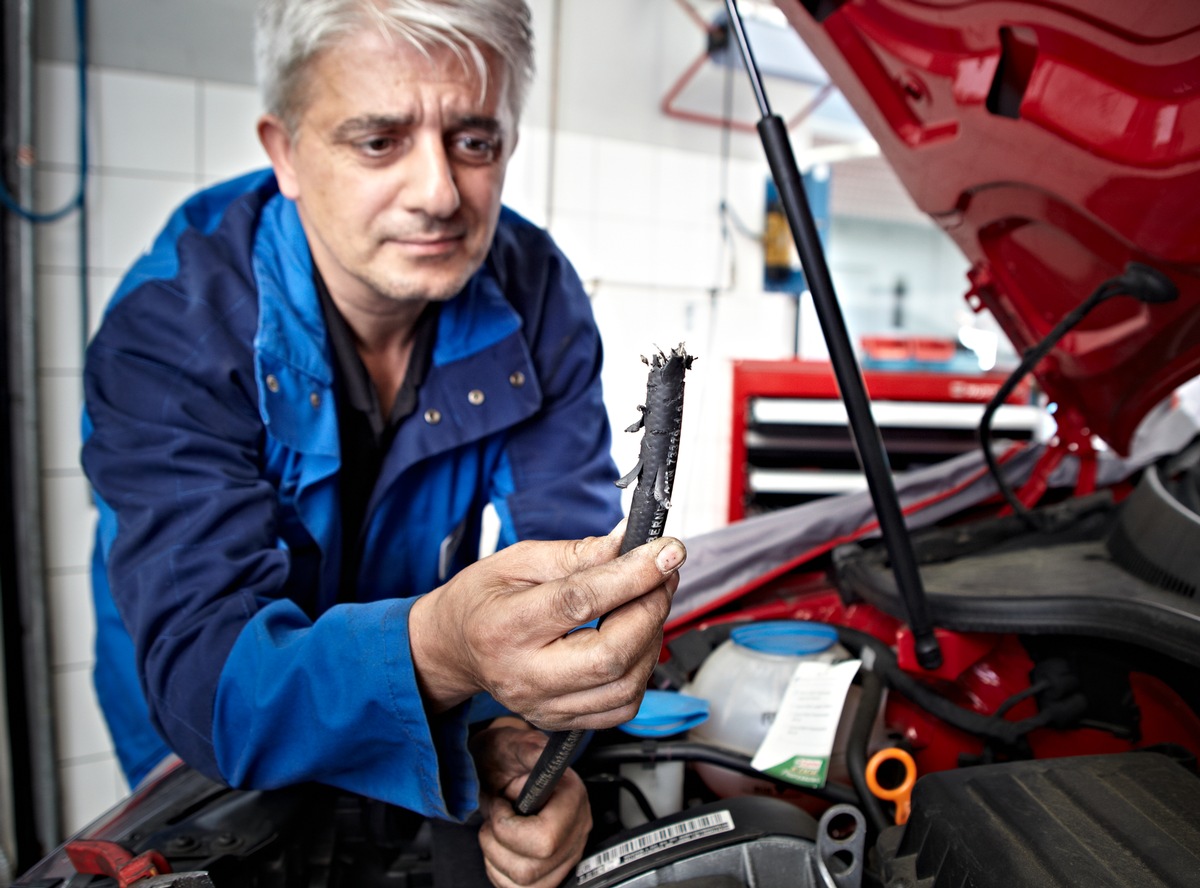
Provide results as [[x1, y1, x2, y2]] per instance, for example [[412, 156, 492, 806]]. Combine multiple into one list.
[[488, 523, 624, 589], [537, 582, 673, 682], [522, 665, 658, 731], [470, 723, 548, 792], [479, 770, 590, 888], [482, 846, 578, 888], [528, 537, 685, 637], [485, 578, 674, 726]]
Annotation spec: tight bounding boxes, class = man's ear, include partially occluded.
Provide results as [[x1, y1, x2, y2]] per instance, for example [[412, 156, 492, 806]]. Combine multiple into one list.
[[258, 114, 300, 199]]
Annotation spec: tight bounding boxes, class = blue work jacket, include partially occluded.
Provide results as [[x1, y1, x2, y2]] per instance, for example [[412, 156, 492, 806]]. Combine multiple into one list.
[[82, 170, 622, 820]]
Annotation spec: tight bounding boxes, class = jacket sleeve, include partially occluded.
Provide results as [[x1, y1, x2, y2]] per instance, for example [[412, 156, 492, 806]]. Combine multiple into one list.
[[83, 276, 472, 819], [488, 215, 625, 547]]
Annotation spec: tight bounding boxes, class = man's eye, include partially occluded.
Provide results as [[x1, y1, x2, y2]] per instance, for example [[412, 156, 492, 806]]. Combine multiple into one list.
[[453, 135, 499, 163], [356, 137, 397, 158]]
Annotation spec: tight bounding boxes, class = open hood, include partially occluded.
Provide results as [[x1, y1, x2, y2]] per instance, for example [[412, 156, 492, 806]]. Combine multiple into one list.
[[774, 0, 1200, 454]]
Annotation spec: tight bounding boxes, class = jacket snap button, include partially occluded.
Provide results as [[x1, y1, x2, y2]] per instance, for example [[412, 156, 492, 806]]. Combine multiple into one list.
[[509, 371, 526, 388], [424, 408, 442, 425], [265, 374, 280, 393], [309, 392, 321, 408], [468, 389, 485, 406]]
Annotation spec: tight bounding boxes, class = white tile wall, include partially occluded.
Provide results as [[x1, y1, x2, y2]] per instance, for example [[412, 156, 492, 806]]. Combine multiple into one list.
[[40, 475, 95, 574], [59, 757, 126, 837], [37, 373, 84, 473], [90, 69, 198, 176], [594, 217, 658, 286], [53, 667, 113, 762], [652, 221, 723, 290], [549, 130, 597, 215], [501, 126, 551, 226], [653, 147, 722, 224], [541, 210, 598, 280], [593, 139, 656, 220], [34, 63, 84, 168], [36, 271, 86, 372], [32, 168, 90, 270], [88, 174, 199, 272], [47, 571, 96, 672], [200, 82, 268, 183]]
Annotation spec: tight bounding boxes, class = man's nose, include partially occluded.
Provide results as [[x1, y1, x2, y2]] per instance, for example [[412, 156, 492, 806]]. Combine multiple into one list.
[[403, 136, 461, 218]]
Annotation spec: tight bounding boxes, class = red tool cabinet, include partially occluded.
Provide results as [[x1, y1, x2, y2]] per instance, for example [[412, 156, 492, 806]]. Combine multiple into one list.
[[729, 359, 1040, 521]]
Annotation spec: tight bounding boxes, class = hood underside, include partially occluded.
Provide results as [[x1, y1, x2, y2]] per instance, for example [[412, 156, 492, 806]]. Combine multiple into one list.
[[775, 0, 1200, 454]]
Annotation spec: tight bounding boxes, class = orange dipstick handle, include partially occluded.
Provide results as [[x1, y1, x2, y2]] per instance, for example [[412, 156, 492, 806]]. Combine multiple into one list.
[[866, 747, 917, 825]]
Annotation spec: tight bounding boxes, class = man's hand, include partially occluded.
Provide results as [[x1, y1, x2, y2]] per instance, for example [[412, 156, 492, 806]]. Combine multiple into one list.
[[409, 524, 685, 730], [471, 718, 590, 888]]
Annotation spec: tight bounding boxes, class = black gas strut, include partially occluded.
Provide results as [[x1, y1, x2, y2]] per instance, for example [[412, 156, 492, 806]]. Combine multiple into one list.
[[515, 345, 693, 816], [723, 0, 942, 670]]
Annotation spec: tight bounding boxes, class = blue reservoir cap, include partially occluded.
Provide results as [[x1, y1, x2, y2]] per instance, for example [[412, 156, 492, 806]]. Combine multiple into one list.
[[730, 621, 838, 656], [618, 690, 710, 738]]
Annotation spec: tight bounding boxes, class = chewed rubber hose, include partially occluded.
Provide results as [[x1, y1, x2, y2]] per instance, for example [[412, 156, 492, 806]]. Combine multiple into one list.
[[613, 345, 694, 556], [514, 345, 694, 816]]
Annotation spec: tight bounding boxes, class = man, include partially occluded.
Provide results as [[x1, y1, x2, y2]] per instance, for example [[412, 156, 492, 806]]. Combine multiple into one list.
[[81, 1, 685, 886]]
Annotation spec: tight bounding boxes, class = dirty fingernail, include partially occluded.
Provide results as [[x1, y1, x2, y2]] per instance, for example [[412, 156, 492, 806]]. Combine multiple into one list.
[[656, 541, 685, 572]]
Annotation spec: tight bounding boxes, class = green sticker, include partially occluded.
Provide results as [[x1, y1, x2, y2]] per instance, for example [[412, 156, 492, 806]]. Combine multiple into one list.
[[763, 755, 830, 788], [750, 659, 862, 790]]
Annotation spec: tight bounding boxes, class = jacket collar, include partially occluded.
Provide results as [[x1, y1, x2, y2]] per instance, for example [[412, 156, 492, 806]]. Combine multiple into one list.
[[250, 188, 530, 455]]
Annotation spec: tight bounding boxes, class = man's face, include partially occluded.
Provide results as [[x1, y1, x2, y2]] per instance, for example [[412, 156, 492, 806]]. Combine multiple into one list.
[[263, 29, 517, 310]]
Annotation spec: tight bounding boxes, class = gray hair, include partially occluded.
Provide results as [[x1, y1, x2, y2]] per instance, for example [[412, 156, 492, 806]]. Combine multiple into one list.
[[256, 0, 535, 131]]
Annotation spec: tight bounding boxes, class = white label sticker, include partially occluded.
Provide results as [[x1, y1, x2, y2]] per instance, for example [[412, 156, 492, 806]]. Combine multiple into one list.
[[750, 658, 861, 788], [574, 810, 736, 884]]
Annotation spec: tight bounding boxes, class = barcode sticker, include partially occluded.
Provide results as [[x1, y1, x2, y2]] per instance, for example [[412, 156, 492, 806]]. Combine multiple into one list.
[[574, 810, 736, 884]]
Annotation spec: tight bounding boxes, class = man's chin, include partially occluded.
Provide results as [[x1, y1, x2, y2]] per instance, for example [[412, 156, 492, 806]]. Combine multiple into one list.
[[361, 244, 488, 302], [373, 269, 476, 304]]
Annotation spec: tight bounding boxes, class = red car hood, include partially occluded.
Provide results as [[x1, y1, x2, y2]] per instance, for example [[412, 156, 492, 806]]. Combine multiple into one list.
[[775, 0, 1200, 454]]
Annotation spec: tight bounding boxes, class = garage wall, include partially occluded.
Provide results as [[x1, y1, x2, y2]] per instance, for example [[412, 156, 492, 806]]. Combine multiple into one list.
[[33, 62, 271, 833], [30, 0, 971, 836]]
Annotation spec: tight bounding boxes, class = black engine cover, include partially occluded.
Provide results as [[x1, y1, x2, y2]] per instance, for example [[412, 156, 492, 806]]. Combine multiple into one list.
[[876, 752, 1200, 887]]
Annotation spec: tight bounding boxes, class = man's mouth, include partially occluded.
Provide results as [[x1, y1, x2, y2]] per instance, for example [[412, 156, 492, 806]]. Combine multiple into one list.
[[388, 231, 466, 256]]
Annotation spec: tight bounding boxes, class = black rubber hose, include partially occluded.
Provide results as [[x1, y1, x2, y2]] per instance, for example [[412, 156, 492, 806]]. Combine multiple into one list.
[[512, 729, 584, 817], [514, 346, 694, 816], [979, 278, 1122, 531], [844, 650, 890, 835], [834, 626, 1086, 747], [583, 741, 859, 807], [584, 773, 659, 824], [979, 262, 1178, 531]]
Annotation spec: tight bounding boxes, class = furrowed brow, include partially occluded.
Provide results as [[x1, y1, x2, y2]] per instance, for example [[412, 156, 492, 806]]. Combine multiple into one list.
[[331, 115, 413, 141], [451, 115, 503, 135]]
